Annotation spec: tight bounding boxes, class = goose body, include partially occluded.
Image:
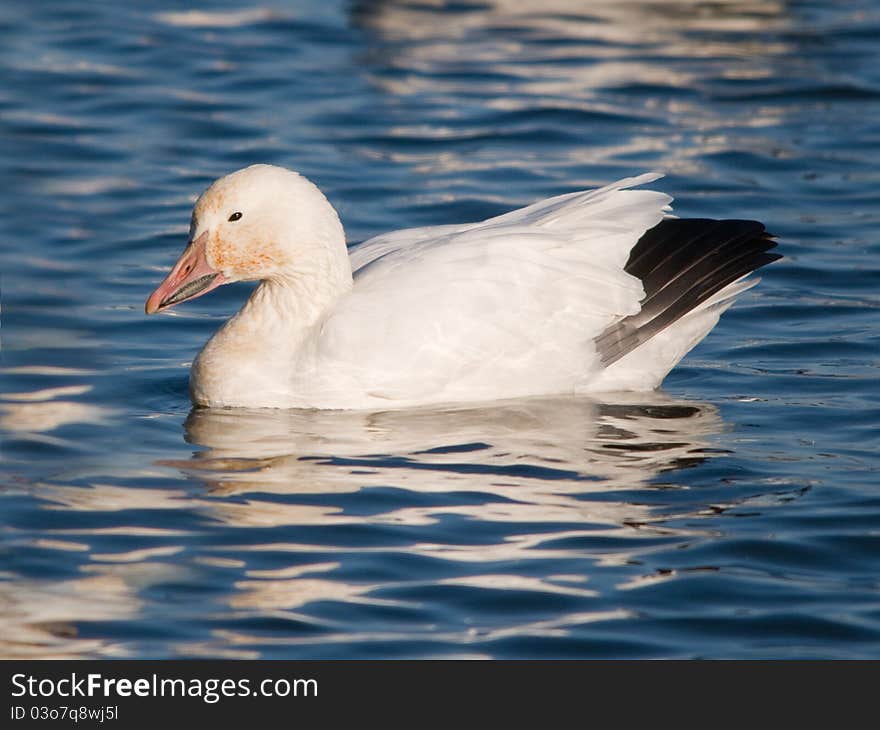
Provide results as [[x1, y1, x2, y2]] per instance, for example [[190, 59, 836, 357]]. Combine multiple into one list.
[[145, 165, 779, 409]]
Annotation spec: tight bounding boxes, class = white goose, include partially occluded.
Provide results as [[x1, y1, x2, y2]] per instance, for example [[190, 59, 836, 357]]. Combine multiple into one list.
[[146, 164, 779, 410]]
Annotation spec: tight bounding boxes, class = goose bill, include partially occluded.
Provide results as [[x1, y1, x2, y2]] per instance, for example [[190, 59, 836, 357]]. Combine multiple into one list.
[[145, 232, 226, 314]]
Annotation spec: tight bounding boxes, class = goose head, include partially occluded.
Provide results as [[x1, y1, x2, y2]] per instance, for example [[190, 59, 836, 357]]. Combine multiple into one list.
[[145, 164, 347, 314]]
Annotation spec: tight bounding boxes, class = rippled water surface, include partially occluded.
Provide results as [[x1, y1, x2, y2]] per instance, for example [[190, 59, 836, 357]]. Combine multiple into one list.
[[2, 0, 880, 658]]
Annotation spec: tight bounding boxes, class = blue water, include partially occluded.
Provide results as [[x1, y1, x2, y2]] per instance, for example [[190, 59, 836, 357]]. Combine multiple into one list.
[[2, 0, 879, 659]]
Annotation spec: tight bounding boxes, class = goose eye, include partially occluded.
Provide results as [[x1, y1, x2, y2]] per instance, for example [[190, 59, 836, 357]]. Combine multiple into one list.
[[228, 211, 243, 222]]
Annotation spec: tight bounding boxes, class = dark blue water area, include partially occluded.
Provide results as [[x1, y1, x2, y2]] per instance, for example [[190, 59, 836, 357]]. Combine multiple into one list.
[[1, 0, 879, 658]]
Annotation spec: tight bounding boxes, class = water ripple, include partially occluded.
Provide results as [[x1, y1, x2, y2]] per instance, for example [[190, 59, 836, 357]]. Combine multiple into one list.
[[2, 0, 880, 658]]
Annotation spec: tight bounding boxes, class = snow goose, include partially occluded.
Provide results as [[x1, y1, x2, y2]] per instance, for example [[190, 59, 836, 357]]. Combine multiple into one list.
[[145, 164, 779, 409]]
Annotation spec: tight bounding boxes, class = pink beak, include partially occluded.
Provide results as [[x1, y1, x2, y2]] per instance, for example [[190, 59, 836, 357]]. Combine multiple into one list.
[[145, 232, 226, 314]]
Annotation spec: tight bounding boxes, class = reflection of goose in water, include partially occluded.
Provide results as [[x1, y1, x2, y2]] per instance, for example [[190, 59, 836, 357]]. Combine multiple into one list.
[[174, 392, 725, 531]]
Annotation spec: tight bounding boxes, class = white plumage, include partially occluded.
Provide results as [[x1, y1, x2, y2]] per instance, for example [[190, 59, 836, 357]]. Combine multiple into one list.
[[145, 165, 777, 410]]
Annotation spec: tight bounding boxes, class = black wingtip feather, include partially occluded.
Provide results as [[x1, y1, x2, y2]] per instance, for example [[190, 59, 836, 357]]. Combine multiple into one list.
[[594, 219, 780, 367]]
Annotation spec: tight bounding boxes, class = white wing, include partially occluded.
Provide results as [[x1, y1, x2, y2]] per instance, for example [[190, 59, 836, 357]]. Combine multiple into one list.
[[308, 173, 672, 407]]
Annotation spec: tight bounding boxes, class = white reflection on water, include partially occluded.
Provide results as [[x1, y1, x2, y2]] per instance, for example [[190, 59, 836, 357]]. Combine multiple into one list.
[[0, 382, 115, 439], [350, 0, 794, 178], [154, 9, 285, 29], [4, 392, 726, 657], [1, 570, 140, 659], [354, 0, 789, 41], [353, 0, 790, 70]]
